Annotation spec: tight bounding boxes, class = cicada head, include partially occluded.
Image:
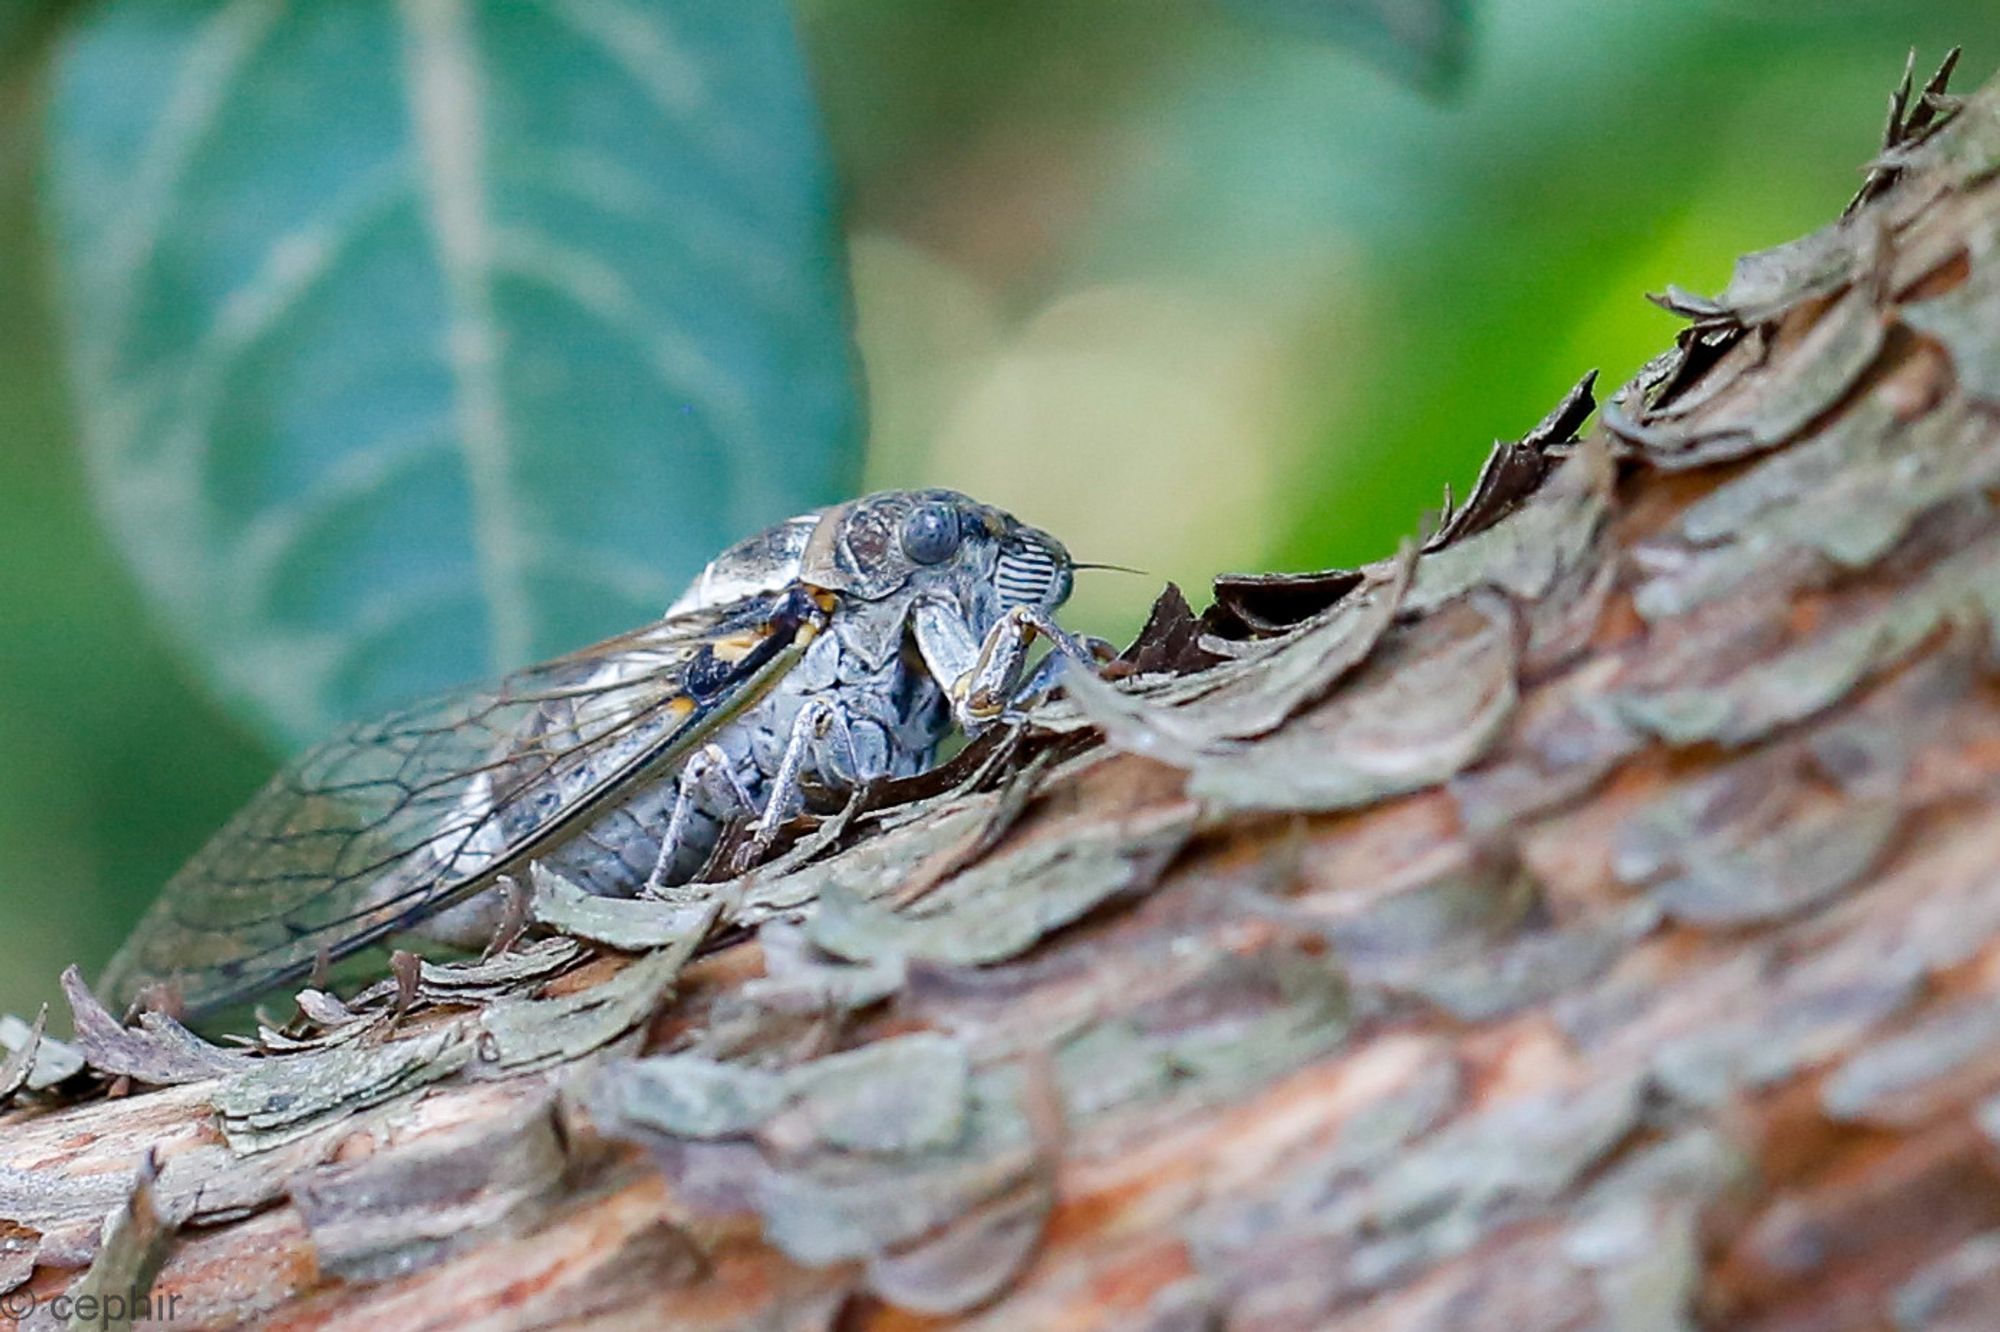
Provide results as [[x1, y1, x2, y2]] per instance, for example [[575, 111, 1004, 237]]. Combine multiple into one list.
[[800, 488, 1071, 621]]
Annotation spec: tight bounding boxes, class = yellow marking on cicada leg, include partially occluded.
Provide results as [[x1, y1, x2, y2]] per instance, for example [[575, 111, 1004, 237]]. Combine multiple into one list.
[[796, 619, 821, 646], [809, 588, 840, 614], [948, 670, 1003, 721], [667, 695, 697, 718], [711, 631, 762, 664]]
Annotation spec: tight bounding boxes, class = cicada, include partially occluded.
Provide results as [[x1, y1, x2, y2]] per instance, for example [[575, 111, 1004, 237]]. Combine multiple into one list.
[[101, 490, 1096, 1020]]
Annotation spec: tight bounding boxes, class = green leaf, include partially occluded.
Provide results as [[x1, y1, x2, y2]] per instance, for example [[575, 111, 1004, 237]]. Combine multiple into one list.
[[0, 0, 69, 69], [0, 3, 35, 65], [1221, 0, 1474, 95], [47, 0, 861, 749]]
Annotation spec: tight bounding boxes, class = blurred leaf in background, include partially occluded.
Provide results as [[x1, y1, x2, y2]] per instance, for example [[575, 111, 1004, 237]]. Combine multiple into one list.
[[1223, 0, 1473, 94], [0, 2, 65, 69], [3, 0, 2000, 1021], [0, 49, 272, 1016], [818, 0, 2000, 638], [46, 0, 861, 751]]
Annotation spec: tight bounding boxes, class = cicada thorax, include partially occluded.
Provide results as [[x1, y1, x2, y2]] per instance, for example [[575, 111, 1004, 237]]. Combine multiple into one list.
[[666, 510, 823, 617]]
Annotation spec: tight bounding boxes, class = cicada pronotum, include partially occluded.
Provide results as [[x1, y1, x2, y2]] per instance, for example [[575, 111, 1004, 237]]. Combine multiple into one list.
[[102, 490, 1099, 1020]]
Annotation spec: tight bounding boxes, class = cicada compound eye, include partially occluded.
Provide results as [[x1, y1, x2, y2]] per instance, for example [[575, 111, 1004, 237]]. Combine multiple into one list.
[[900, 504, 964, 566]]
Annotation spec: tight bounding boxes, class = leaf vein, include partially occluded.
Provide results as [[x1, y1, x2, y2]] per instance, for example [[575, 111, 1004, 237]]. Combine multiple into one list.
[[84, 0, 287, 382], [232, 419, 456, 621], [398, 0, 537, 674], [490, 224, 758, 461], [154, 166, 409, 480]]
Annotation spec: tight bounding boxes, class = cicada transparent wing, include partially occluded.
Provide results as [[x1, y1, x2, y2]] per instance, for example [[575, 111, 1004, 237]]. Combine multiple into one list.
[[102, 585, 828, 1019]]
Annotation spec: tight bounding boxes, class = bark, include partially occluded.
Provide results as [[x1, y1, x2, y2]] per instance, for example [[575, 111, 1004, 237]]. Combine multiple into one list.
[[6, 58, 2000, 1332]]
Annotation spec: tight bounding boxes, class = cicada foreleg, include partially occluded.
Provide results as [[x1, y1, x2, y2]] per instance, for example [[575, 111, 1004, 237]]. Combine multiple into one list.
[[1011, 628, 1118, 706], [914, 598, 1111, 735]]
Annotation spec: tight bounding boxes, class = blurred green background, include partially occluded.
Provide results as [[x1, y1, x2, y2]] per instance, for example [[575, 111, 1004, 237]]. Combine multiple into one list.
[[1, 0, 1995, 1019]]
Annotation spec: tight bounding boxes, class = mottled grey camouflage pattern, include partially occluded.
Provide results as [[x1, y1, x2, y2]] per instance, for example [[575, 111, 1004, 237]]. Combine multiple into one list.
[[103, 490, 1087, 1017]]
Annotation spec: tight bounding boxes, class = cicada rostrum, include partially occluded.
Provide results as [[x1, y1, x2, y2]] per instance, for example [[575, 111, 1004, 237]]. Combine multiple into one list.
[[102, 490, 1098, 1020]]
